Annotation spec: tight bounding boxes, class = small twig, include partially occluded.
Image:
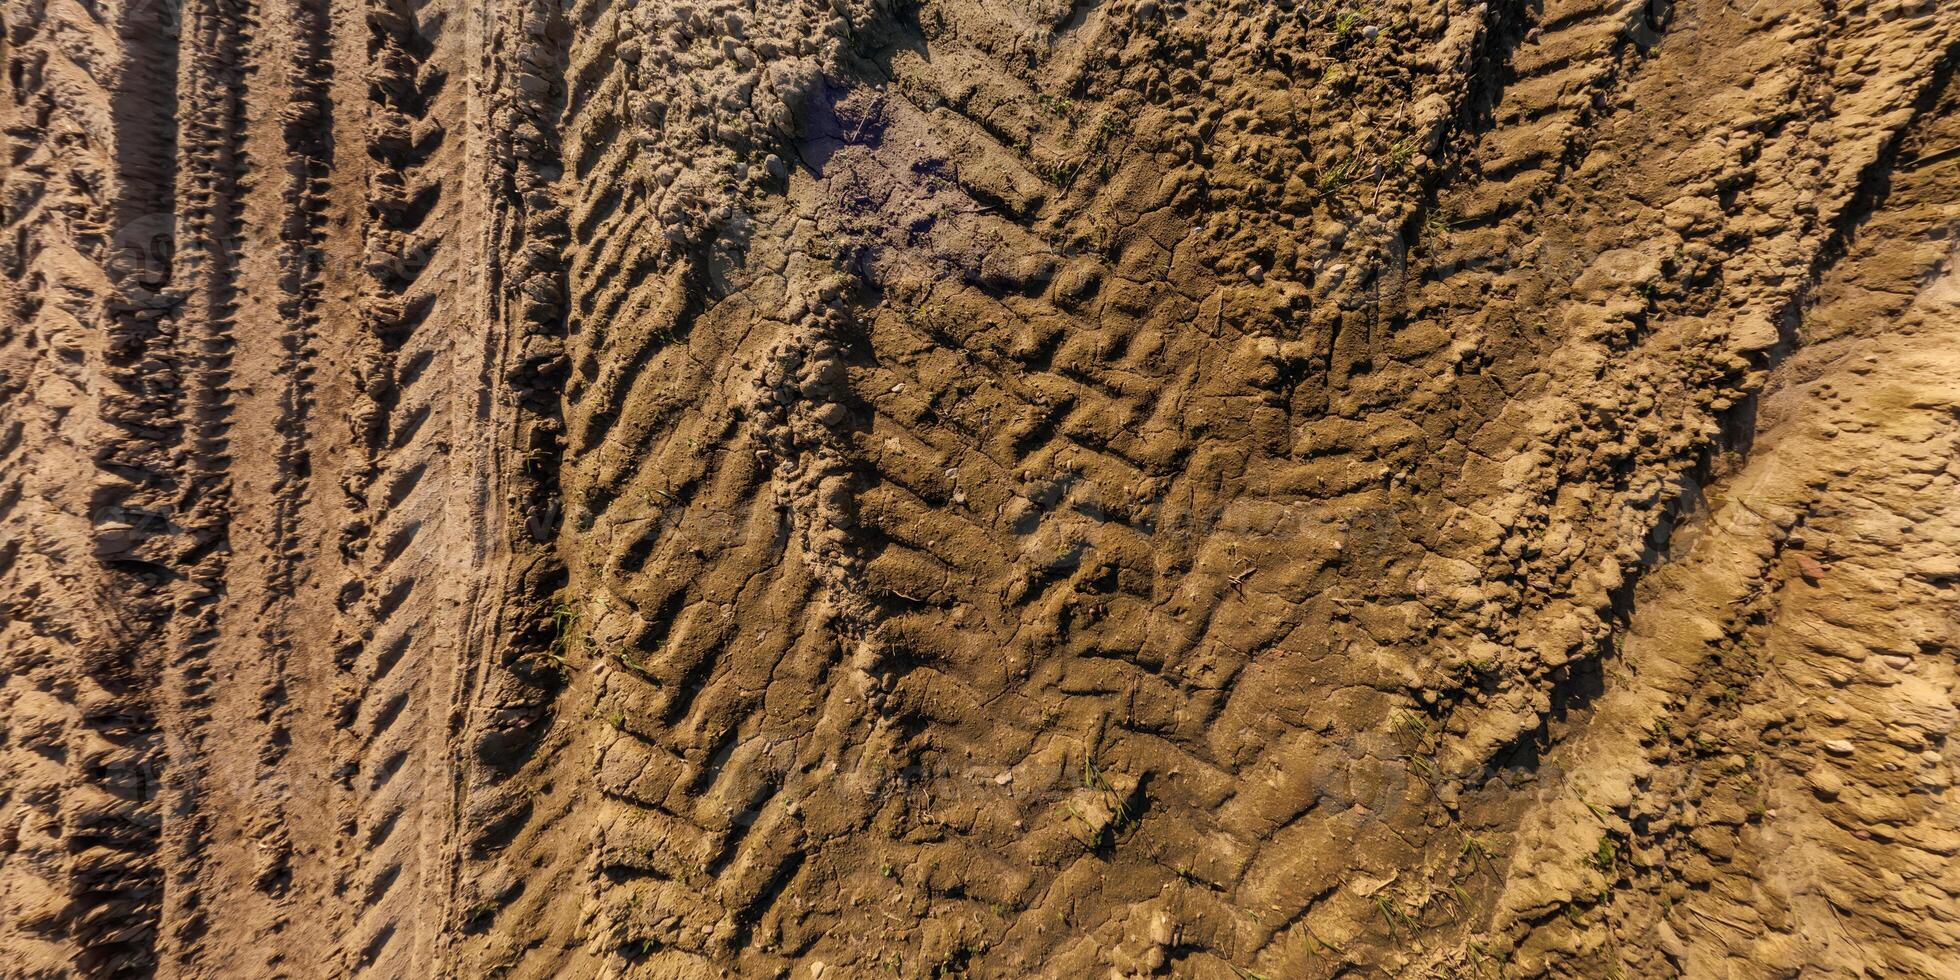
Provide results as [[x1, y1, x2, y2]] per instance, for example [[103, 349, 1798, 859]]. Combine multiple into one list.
[[1900, 143, 1960, 170]]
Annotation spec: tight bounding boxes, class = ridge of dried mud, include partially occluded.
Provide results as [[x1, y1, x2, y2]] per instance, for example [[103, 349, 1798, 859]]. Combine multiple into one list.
[[2, 0, 1958, 977]]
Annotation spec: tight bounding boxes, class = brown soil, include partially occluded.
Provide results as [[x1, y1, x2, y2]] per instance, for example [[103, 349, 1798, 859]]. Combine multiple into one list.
[[3, 0, 1958, 977]]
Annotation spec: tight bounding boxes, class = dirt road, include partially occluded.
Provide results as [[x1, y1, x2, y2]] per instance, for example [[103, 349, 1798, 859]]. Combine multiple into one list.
[[2, 0, 1957, 976]]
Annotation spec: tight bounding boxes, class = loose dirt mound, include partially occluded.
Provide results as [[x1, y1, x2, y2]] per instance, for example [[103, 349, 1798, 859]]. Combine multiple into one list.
[[2, 0, 1958, 977]]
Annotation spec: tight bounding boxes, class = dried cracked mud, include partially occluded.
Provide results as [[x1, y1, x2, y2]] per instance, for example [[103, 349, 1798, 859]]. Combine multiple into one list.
[[4, 0, 1960, 977]]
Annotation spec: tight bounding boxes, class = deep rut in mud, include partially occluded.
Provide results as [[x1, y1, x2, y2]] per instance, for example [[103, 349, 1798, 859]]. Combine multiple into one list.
[[2, 0, 1959, 977]]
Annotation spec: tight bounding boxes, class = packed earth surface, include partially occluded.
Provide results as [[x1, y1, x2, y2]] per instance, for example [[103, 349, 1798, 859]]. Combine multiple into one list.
[[3, 0, 1960, 977]]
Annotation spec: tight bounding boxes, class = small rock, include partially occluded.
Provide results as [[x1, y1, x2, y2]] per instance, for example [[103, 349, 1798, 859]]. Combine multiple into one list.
[[1807, 768, 1844, 800], [994, 771, 1013, 786], [1822, 739, 1855, 757]]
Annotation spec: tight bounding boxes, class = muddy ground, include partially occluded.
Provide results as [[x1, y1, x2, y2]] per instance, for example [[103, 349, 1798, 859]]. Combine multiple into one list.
[[3, 0, 1959, 976]]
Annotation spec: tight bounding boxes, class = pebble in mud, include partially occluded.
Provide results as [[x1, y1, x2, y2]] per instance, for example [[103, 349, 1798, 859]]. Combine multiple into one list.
[[813, 402, 850, 428]]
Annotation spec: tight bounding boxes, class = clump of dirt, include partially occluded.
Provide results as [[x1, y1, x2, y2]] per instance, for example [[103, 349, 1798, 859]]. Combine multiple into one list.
[[2, 0, 1958, 977]]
